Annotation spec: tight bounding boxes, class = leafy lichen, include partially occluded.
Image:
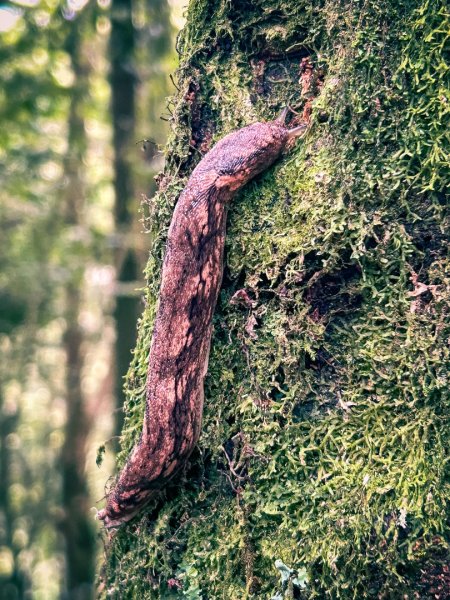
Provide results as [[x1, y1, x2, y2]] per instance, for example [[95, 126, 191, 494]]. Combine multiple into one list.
[[100, 0, 449, 597]]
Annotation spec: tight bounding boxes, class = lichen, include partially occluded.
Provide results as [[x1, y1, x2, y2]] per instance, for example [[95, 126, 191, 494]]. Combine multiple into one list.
[[100, 0, 449, 597]]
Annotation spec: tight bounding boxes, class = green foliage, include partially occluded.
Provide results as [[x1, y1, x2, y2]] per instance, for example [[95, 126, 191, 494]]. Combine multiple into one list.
[[102, 0, 449, 597]]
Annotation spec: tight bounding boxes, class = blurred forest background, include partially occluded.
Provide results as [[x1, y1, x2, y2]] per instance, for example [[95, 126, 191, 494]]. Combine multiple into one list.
[[0, 0, 184, 597]]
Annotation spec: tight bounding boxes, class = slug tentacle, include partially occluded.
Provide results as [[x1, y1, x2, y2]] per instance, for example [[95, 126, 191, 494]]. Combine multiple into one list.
[[275, 105, 291, 125], [99, 115, 304, 528], [288, 124, 308, 138]]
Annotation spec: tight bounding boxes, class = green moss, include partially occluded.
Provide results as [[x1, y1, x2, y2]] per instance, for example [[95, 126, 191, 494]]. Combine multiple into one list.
[[100, 0, 449, 597]]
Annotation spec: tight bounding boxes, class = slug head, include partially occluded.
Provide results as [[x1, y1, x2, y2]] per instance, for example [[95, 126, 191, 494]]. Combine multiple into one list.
[[202, 113, 306, 193]]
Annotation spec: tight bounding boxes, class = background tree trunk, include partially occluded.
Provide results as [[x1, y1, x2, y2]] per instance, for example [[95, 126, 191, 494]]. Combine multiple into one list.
[[100, 0, 449, 598], [109, 0, 174, 444], [61, 23, 96, 600], [109, 0, 141, 443]]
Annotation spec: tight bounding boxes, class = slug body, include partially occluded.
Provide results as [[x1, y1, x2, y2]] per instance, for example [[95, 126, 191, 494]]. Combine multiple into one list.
[[99, 116, 304, 528]]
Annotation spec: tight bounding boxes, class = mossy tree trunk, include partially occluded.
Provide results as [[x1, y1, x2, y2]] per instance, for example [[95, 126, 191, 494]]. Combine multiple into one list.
[[100, 0, 449, 598]]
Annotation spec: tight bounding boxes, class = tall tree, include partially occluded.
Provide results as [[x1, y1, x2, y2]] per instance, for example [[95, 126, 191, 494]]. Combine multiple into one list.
[[60, 18, 96, 600], [100, 0, 449, 598], [108, 0, 174, 440], [109, 0, 141, 441]]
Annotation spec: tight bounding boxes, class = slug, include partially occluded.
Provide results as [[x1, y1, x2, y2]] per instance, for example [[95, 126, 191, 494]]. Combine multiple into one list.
[[98, 110, 306, 528]]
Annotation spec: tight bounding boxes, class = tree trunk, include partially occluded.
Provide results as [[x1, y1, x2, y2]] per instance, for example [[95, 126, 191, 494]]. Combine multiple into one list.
[[109, 0, 174, 443], [61, 23, 96, 600], [100, 0, 449, 598], [109, 0, 142, 445]]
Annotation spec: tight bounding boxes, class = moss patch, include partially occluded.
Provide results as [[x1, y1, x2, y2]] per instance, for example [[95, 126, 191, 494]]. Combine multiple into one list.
[[100, 0, 449, 597]]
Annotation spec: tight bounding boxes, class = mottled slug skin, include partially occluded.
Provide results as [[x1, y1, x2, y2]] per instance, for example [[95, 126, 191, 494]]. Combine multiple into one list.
[[99, 118, 301, 528]]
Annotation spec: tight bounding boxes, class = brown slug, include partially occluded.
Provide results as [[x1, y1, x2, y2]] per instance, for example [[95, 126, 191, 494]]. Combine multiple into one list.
[[98, 110, 306, 528]]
